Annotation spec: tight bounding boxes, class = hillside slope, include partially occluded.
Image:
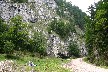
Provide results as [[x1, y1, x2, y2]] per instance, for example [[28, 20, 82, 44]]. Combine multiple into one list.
[[0, 0, 87, 57]]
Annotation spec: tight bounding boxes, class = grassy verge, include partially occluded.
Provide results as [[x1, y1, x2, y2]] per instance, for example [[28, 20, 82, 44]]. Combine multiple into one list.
[[0, 54, 71, 72], [83, 57, 108, 69]]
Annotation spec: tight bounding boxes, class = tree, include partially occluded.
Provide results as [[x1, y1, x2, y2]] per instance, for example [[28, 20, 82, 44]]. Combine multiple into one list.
[[31, 31, 47, 58], [85, 4, 96, 62], [68, 40, 80, 57], [49, 18, 72, 39], [85, 0, 108, 65], [94, 0, 108, 65], [3, 40, 15, 54], [0, 18, 8, 53], [9, 15, 29, 51], [55, 0, 87, 30]]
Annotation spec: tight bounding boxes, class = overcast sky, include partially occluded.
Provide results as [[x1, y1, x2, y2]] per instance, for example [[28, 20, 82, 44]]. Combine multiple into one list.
[[66, 0, 100, 14]]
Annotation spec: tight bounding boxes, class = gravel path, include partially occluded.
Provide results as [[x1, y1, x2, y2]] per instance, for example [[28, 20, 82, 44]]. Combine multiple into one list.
[[62, 58, 108, 72]]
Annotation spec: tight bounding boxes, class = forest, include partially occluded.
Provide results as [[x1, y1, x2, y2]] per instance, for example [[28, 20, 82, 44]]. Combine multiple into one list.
[[85, 0, 108, 66], [0, 0, 108, 72]]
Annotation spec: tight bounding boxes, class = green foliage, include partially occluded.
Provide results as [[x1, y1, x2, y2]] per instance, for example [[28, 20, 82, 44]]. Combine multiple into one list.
[[49, 18, 72, 39], [0, 54, 70, 72], [93, 0, 108, 65], [85, 4, 98, 63], [3, 40, 15, 54], [11, 0, 28, 3], [0, 18, 8, 33], [85, 0, 108, 66], [0, 18, 8, 53], [9, 15, 29, 50], [0, 15, 47, 57], [55, 0, 87, 30], [30, 31, 47, 57], [71, 6, 86, 30], [68, 41, 80, 57], [0, 16, 30, 53]]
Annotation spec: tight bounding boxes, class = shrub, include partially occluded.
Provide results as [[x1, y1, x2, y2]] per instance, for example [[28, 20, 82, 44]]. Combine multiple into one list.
[[30, 31, 47, 58], [0, 18, 9, 53], [49, 18, 72, 39], [3, 40, 15, 54], [68, 41, 80, 57], [9, 15, 29, 51]]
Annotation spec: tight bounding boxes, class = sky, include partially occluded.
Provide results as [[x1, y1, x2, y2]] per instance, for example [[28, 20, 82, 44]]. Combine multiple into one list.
[[66, 0, 100, 14]]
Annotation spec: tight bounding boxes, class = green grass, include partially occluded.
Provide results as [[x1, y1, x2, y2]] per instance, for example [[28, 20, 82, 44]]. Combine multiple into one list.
[[0, 54, 71, 72], [83, 57, 108, 69]]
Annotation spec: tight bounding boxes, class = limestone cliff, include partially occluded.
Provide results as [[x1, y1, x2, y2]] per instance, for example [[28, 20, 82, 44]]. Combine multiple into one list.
[[0, 0, 87, 57]]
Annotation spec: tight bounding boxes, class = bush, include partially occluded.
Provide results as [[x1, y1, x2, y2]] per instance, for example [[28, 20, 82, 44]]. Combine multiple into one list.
[[49, 18, 72, 39], [30, 31, 47, 58], [9, 15, 29, 51], [0, 18, 9, 53], [3, 40, 15, 54], [68, 41, 80, 57]]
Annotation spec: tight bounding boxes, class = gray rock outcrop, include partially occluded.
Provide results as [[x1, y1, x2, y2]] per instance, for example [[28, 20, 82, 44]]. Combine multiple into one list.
[[0, 0, 87, 57]]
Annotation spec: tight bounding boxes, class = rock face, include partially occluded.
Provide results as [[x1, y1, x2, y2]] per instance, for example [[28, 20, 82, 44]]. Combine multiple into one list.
[[0, 60, 16, 72], [47, 34, 69, 57], [0, 0, 87, 57], [0, 60, 36, 72], [0, 0, 56, 22], [71, 33, 87, 56]]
